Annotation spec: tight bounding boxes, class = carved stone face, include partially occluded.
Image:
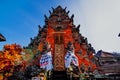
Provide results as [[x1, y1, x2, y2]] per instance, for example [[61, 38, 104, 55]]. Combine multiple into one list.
[[55, 25, 63, 31], [42, 42, 50, 52], [51, 25, 67, 31], [73, 32, 79, 41], [67, 42, 74, 51], [81, 43, 88, 50], [48, 17, 68, 31]]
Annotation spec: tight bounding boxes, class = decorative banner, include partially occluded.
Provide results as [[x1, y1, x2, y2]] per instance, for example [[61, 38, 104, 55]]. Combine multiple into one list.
[[40, 51, 53, 71], [65, 51, 78, 68]]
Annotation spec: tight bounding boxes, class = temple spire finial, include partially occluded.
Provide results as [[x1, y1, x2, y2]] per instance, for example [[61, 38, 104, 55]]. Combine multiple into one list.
[[64, 7, 67, 10], [71, 14, 74, 19], [49, 10, 51, 15], [67, 11, 70, 14], [44, 14, 48, 20], [52, 7, 55, 12], [77, 24, 80, 31]]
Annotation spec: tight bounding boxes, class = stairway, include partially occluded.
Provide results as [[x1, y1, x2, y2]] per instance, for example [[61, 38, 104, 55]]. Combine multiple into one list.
[[53, 71, 68, 80]]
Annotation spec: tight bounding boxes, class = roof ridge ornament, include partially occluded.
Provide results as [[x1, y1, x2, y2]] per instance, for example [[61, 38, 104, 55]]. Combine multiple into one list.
[[0, 33, 6, 42]]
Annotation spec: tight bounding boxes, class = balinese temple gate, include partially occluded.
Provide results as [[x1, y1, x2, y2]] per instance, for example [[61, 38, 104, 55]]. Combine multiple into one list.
[[27, 6, 97, 80]]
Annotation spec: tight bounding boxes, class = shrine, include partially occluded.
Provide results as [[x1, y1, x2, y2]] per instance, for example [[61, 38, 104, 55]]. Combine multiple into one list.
[[26, 6, 97, 80]]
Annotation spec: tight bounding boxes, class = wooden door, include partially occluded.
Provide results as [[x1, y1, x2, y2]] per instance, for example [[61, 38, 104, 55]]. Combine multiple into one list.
[[53, 32, 65, 71]]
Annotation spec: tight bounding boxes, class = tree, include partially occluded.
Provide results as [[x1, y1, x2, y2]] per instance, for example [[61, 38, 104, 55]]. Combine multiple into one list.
[[0, 44, 24, 78]]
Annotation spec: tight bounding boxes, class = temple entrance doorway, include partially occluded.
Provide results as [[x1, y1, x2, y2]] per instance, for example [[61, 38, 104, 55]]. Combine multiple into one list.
[[53, 32, 65, 71]]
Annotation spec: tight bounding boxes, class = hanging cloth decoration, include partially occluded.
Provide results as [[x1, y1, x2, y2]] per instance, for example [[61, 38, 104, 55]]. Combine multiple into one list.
[[40, 51, 53, 71], [65, 50, 78, 68]]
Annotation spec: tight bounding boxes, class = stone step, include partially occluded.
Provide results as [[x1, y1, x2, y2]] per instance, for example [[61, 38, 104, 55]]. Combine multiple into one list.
[[52, 71, 67, 80]]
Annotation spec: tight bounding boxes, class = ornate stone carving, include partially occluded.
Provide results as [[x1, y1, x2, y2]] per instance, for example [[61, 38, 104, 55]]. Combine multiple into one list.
[[54, 44, 65, 71]]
